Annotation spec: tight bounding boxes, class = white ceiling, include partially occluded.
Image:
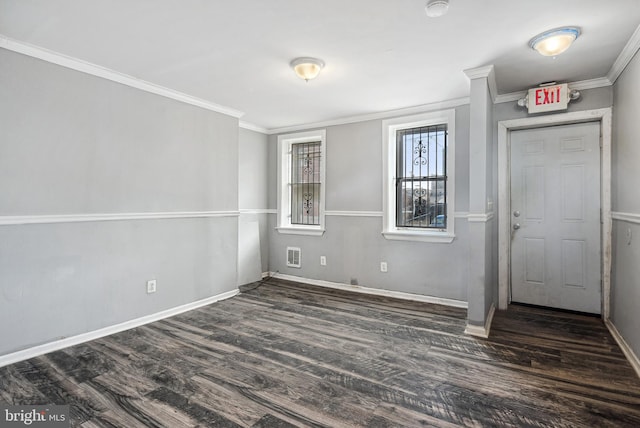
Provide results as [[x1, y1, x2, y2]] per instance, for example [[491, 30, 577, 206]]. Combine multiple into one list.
[[1, 0, 639, 130]]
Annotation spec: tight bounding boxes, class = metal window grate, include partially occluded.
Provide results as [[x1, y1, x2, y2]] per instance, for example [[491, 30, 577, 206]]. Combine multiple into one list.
[[396, 124, 447, 229], [290, 141, 321, 225]]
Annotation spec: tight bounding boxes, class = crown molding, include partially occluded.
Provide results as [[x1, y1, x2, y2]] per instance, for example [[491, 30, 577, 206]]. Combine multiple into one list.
[[608, 24, 640, 84], [463, 64, 497, 103], [494, 76, 613, 104], [570, 76, 613, 90], [239, 121, 269, 134], [266, 97, 470, 135], [463, 64, 494, 80], [494, 91, 526, 104], [0, 35, 244, 119]]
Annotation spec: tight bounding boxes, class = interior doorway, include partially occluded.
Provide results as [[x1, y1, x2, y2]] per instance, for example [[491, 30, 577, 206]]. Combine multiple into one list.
[[497, 108, 612, 318], [509, 122, 601, 314]]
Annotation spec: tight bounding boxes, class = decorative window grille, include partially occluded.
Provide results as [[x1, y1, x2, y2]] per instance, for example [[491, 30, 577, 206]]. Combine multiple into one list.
[[396, 124, 447, 229], [290, 141, 321, 225]]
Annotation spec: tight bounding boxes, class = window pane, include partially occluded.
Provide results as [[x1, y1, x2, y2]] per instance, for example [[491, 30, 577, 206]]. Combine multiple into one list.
[[291, 141, 321, 225], [396, 124, 447, 229]]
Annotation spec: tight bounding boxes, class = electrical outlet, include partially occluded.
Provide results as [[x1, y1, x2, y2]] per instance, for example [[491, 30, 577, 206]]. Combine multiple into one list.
[[320, 256, 327, 266], [380, 262, 388, 273], [146, 279, 157, 294]]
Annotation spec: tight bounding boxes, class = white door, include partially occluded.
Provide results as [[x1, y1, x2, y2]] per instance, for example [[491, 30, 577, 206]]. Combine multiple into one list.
[[510, 122, 601, 314]]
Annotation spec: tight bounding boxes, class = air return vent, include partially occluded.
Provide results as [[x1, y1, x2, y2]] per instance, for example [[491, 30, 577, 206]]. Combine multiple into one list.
[[286, 247, 301, 268]]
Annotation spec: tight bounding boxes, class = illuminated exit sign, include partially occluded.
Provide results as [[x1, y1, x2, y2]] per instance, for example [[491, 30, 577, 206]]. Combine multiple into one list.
[[527, 83, 569, 114]]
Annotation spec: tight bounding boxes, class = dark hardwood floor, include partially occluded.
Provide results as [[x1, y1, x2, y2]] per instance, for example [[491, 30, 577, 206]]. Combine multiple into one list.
[[1, 278, 640, 427]]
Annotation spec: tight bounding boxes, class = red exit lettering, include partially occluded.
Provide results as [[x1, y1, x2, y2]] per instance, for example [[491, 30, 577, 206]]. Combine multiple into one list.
[[535, 86, 562, 106]]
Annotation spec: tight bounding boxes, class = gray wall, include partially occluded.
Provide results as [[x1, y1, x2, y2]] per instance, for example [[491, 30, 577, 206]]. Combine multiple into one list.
[[268, 106, 471, 301], [238, 127, 270, 277], [611, 50, 640, 358], [0, 49, 239, 355]]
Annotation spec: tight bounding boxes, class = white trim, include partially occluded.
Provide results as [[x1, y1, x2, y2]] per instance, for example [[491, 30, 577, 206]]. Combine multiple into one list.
[[267, 98, 469, 135], [467, 212, 495, 223], [464, 65, 497, 103], [281, 210, 471, 219], [0, 211, 239, 226], [272, 273, 468, 308], [495, 91, 528, 104], [463, 65, 494, 80], [612, 212, 640, 224], [464, 303, 495, 338], [239, 121, 268, 134], [244, 210, 471, 219], [0, 289, 238, 368], [381, 230, 455, 243], [325, 210, 383, 217], [240, 209, 276, 215], [275, 226, 325, 236], [494, 77, 613, 104], [0, 35, 243, 119], [497, 108, 613, 318], [382, 110, 456, 243], [570, 77, 613, 91], [276, 129, 327, 236], [608, 24, 640, 84], [605, 320, 640, 379]]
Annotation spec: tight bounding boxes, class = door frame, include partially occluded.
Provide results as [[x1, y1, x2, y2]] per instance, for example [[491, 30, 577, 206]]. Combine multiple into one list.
[[498, 108, 612, 318]]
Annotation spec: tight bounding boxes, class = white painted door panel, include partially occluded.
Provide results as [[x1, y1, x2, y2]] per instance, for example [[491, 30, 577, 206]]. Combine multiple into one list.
[[510, 122, 601, 314]]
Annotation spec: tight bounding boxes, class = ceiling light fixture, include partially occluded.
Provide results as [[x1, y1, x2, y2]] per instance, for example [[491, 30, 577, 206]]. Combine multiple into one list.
[[290, 57, 325, 82], [529, 27, 580, 57], [425, 0, 449, 18]]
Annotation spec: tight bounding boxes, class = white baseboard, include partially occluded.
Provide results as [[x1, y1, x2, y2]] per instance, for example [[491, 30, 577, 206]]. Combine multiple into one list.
[[604, 319, 640, 379], [0, 289, 238, 368], [270, 273, 468, 308], [465, 303, 496, 338]]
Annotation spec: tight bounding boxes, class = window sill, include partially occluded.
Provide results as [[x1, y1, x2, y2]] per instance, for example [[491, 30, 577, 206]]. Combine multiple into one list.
[[276, 226, 325, 236], [382, 230, 455, 243]]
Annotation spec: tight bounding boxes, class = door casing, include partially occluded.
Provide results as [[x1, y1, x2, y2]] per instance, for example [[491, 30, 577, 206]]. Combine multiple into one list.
[[498, 108, 612, 318]]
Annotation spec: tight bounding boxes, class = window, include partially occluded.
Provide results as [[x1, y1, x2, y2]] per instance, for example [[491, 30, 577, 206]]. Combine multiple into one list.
[[382, 111, 455, 243], [277, 130, 326, 235]]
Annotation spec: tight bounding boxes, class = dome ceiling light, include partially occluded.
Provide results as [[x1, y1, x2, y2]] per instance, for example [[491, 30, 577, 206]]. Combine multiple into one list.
[[529, 27, 581, 57], [290, 57, 325, 82]]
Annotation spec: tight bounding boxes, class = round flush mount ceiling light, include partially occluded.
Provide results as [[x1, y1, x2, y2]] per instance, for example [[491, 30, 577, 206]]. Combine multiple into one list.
[[529, 27, 581, 57], [290, 57, 325, 82], [425, 0, 449, 18]]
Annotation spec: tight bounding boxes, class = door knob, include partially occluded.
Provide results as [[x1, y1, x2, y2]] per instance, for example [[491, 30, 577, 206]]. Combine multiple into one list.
[[513, 210, 520, 217], [513, 223, 521, 230]]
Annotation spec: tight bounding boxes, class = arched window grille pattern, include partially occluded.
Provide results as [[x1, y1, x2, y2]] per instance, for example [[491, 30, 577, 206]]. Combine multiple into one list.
[[396, 124, 447, 228], [291, 141, 321, 225]]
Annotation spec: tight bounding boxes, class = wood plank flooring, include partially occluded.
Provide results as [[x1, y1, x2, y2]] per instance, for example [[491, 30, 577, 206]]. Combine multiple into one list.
[[1, 278, 640, 427]]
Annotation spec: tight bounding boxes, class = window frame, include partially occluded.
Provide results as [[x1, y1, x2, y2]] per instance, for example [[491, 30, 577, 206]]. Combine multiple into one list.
[[276, 129, 326, 236], [382, 110, 456, 243]]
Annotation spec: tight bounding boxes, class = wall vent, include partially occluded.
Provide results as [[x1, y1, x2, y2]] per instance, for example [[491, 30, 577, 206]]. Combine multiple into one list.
[[286, 247, 301, 268]]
